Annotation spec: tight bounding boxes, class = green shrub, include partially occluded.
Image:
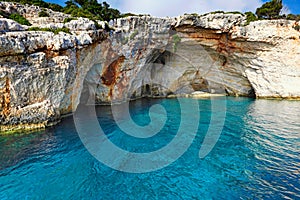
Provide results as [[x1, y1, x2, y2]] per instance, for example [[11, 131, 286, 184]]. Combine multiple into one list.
[[129, 30, 138, 40], [28, 27, 71, 34], [63, 17, 76, 23], [121, 37, 128, 45], [9, 13, 31, 26], [120, 13, 137, 18], [120, 13, 150, 18], [4, 0, 121, 22], [287, 14, 300, 21], [52, 27, 71, 34], [47, 3, 63, 12], [209, 11, 225, 14], [68, 7, 97, 21], [244, 11, 258, 26], [190, 13, 199, 16], [63, 0, 121, 22], [293, 25, 300, 31], [38, 10, 49, 17], [226, 11, 244, 15], [172, 34, 181, 52], [256, 0, 282, 19], [28, 26, 46, 31]]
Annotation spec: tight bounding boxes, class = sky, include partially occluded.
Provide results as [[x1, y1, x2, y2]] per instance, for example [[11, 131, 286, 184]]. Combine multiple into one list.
[[47, 0, 300, 17]]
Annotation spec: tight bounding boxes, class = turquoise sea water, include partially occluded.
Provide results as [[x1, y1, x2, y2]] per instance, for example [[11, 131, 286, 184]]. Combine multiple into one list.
[[0, 97, 299, 199]]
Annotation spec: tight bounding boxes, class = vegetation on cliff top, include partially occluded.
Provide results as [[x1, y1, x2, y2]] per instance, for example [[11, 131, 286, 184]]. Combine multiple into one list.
[[63, 0, 121, 21], [2, 0, 64, 12], [172, 34, 181, 52], [28, 26, 71, 34], [2, 0, 122, 21], [244, 11, 258, 26], [9, 13, 31, 25], [2, 0, 300, 30], [38, 9, 50, 17], [199, 1, 299, 26], [256, 0, 283, 19], [246, 0, 300, 26]]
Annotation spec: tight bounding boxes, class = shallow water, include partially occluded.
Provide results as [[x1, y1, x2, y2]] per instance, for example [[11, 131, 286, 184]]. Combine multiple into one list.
[[0, 97, 299, 199]]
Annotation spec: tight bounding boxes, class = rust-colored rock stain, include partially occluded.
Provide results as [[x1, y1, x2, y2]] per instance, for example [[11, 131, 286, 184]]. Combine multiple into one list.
[[176, 27, 254, 55], [0, 77, 11, 117], [101, 55, 125, 97]]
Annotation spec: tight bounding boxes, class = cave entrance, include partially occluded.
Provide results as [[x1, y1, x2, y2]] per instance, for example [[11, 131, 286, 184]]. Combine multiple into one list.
[[191, 70, 209, 92], [139, 84, 151, 97], [145, 84, 151, 95]]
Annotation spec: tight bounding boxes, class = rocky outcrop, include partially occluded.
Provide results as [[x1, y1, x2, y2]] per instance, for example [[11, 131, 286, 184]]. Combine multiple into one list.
[[0, 1, 70, 25], [234, 20, 300, 98], [0, 4, 300, 132], [36, 18, 106, 32], [0, 2, 105, 32], [0, 30, 106, 132], [0, 18, 24, 31]]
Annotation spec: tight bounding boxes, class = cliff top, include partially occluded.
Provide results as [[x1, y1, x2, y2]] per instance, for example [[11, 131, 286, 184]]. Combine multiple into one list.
[[0, 1, 299, 35]]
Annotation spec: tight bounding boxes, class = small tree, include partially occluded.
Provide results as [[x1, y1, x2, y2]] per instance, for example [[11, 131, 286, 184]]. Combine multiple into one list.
[[256, 0, 283, 19], [38, 10, 50, 17], [63, 0, 120, 21], [245, 11, 257, 25], [287, 14, 300, 21], [9, 13, 32, 26]]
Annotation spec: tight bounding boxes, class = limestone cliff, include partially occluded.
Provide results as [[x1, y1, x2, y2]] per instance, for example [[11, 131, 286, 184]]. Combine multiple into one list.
[[0, 2, 300, 132]]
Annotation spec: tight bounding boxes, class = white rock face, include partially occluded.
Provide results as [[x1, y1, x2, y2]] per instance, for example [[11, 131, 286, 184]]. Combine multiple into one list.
[[232, 20, 300, 97], [65, 18, 97, 31], [0, 18, 24, 31], [0, 29, 106, 132], [37, 18, 98, 32], [0, 1, 70, 25], [0, 2, 105, 32], [1, 12, 300, 132], [101, 14, 300, 100], [174, 13, 245, 31]]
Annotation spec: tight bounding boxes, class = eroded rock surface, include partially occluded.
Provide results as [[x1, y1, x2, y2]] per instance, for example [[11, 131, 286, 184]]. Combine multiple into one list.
[[0, 5, 300, 132], [0, 1, 70, 25]]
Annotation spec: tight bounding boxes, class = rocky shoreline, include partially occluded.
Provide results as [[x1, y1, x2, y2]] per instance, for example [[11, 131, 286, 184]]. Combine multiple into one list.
[[1, 2, 300, 133]]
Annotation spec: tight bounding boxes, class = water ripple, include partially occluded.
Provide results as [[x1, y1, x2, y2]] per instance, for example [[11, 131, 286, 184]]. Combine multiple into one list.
[[0, 97, 299, 199]]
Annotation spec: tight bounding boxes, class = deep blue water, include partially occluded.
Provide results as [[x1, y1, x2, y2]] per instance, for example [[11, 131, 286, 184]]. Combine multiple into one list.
[[0, 97, 299, 199]]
